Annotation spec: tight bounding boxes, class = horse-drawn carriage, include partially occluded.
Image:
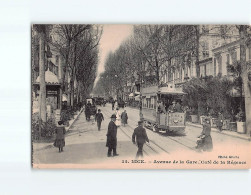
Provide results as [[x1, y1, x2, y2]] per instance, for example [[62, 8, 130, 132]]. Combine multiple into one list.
[[85, 98, 97, 121], [141, 85, 187, 134]]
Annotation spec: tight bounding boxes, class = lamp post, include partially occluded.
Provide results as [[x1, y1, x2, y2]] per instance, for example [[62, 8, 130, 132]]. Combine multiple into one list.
[[137, 72, 144, 121]]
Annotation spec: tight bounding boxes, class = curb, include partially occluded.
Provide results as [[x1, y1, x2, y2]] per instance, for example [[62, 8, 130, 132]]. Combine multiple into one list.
[[187, 122, 251, 141], [66, 107, 84, 131]]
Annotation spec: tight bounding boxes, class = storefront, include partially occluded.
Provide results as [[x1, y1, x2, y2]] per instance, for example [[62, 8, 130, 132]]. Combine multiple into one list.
[[33, 70, 61, 112]]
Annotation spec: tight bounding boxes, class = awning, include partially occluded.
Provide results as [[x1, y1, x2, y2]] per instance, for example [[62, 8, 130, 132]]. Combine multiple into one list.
[[135, 95, 140, 101], [158, 87, 186, 95], [35, 69, 60, 85]]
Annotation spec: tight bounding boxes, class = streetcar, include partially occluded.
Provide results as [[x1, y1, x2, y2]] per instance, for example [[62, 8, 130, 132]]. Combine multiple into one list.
[[141, 85, 186, 134]]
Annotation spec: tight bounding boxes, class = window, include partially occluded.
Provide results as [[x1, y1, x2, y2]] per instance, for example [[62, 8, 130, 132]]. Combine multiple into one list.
[[200, 65, 205, 77], [151, 97, 155, 109], [231, 51, 237, 63], [206, 63, 213, 76], [214, 58, 216, 76], [154, 96, 157, 109], [217, 56, 222, 74], [147, 98, 151, 108]]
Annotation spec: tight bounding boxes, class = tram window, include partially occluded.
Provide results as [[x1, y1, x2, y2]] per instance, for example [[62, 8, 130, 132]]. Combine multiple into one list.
[[147, 98, 150, 108], [151, 97, 155, 109]]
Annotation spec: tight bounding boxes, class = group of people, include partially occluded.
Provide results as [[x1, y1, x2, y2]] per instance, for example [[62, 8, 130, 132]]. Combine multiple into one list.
[[53, 101, 213, 155], [114, 107, 128, 127], [158, 100, 183, 114], [106, 114, 149, 158]]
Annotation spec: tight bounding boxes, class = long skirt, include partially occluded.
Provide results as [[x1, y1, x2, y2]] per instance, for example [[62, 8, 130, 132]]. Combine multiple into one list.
[[54, 139, 65, 148], [115, 119, 121, 126], [202, 136, 213, 151]]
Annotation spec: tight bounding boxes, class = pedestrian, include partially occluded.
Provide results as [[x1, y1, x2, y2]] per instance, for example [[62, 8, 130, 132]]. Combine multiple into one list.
[[53, 120, 66, 153], [106, 114, 119, 157], [95, 109, 104, 131], [132, 120, 149, 159], [121, 110, 128, 126], [196, 117, 213, 152], [114, 100, 118, 109], [85, 101, 92, 121], [112, 100, 115, 110], [217, 111, 224, 132], [115, 107, 121, 127]]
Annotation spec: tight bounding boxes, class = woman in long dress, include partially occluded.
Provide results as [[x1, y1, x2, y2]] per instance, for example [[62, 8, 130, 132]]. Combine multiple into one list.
[[54, 121, 66, 153], [196, 117, 213, 152], [115, 107, 121, 127]]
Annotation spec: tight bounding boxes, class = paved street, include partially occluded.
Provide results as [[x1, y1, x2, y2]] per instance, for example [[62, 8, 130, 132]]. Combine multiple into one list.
[[33, 104, 250, 167]]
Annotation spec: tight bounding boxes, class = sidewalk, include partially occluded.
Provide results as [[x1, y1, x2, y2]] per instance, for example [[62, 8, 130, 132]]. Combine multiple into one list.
[[187, 122, 251, 141], [32, 108, 84, 152], [33, 106, 138, 165]]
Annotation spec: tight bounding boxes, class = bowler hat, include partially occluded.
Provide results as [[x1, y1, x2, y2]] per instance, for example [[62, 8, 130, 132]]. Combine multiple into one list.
[[58, 120, 63, 125], [110, 114, 117, 119], [138, 120, 143, 125]]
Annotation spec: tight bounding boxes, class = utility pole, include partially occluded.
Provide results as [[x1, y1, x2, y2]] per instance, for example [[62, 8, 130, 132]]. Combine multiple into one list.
[[239, 25, 251, 135]]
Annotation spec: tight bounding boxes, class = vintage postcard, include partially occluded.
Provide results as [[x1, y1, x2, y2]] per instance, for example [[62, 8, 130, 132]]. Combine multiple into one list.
[[32, 24, 251, 169]]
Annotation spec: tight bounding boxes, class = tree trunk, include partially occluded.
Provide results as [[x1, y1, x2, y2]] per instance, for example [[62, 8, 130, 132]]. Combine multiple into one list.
[[70, 73, 74, 108], [58, 56, 63, 110], [39, 32, 47, 137], [195, 25, 200, 78], [239, 26, 251, 135]]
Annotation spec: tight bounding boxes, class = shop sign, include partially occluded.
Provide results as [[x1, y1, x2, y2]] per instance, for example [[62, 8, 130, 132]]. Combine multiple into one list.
[[47, 90, 57, 95]]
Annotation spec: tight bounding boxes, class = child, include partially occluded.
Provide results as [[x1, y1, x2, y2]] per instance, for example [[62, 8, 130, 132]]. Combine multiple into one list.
[[95, 109, 104, 130], [54, 121, 66, 153]]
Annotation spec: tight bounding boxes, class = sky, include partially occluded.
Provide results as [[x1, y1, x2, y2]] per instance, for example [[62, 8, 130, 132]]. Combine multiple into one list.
[[95, 24, 133, 84]]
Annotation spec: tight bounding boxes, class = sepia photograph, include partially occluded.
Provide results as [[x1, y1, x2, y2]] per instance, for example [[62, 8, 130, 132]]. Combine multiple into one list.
[[31, 24, 251, 169]]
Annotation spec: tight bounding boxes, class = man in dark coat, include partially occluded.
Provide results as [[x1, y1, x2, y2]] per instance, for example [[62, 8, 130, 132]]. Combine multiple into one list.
[[85, 101, 91, 121], [132, 120, 149, 158], [217, 112, 224, 132], [112, 100, 115, 110], [121, 110, 128, 126], [95, 109, 104, 130], [106, 114, 119, 157]]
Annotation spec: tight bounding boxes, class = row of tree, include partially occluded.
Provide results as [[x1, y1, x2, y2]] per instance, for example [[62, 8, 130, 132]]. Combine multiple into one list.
[[94, 25, 250, 126], [94, 25, 240, 97], [32, 24, 102, 138]]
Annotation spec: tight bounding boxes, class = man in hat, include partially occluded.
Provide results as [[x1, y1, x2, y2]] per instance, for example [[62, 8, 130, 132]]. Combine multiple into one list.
[[95, 109, 104, 131], [132, 120, 149, 158], [168, 100, 182, 112], [106, 114, 119, 157]]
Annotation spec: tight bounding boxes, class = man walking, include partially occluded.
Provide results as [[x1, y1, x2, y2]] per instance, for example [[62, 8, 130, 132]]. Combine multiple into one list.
[[132, 121, 149, 159], [112, 100, 115, 110], [106, 114, 119, 157], [95, 109, 104, 131]]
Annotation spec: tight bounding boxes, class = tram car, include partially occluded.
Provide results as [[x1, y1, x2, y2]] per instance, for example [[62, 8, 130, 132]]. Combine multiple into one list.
[[141, 85, 186, 134]]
